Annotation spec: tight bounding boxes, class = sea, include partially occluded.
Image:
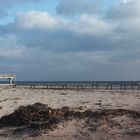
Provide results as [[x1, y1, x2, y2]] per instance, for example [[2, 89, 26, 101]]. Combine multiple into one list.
[[0, 80, 140, 85]]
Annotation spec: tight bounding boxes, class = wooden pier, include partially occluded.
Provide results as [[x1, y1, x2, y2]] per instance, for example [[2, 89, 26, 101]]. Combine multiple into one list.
[[24, 81, 140, 90], [0, 74, 16, 84]]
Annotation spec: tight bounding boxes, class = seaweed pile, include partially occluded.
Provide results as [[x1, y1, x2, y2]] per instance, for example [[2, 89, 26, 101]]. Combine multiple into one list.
[[0, 103, 139, 129], [0, 102, 139, 139]]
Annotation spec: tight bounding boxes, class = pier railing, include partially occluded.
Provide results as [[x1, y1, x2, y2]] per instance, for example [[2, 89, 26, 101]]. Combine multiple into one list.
[[0, 74, 16, 85], [0, 74, 16, 79], [16, 81, 140, 90]]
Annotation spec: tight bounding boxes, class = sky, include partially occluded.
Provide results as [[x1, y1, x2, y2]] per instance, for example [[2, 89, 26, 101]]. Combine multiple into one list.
[[0, 0, 140, 81]]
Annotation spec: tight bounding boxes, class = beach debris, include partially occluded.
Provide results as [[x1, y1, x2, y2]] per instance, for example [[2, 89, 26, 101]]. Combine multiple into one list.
[[0, 102, 139, 139], [0, 98, 8, 103]]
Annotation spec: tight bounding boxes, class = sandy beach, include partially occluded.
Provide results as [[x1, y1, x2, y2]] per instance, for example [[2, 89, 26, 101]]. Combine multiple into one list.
[[0, 87, 140, 140]]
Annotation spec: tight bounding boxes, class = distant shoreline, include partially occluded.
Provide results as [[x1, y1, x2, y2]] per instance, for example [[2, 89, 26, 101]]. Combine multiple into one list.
[[1, 80, 140, 90]]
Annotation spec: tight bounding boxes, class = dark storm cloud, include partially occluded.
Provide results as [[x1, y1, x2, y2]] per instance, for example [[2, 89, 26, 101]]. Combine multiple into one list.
[[16, 28, 114, 52]]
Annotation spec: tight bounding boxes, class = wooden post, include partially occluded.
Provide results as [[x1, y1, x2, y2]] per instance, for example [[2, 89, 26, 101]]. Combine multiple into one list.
[[80, 85, 83, 89], [0, 74, 16, 85], [96, 84, 99, 89], [106, 85, 108, 90], [30, 84, 35, 89], [8, 78, 12, 84], [46, 85, 48, 89], [48, 85, 52, 89], [77, 85, 79, 89], [132, 84, 134, 90], [77, 85, 80, 89], [123, 84, 126, 90], [120, 84, 122, 90], [110, 85, 112, 90], [63, 85, 67, 89], [138, 84, 140, 90]]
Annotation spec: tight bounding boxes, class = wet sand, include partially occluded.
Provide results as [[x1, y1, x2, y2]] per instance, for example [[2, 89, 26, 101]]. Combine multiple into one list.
[[0, 87, 140, 140]]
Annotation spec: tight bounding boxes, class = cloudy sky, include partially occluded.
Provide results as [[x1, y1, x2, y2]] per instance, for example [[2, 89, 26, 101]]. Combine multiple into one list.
[[0, 0, 140, 81]]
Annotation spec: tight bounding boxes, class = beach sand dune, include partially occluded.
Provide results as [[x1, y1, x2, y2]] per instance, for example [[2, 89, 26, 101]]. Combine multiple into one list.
[[0, 87, 139, 140]]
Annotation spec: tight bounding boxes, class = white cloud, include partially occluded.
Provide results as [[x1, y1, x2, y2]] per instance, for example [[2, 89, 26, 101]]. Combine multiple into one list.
[[76, 15, 113, 36], [105, 0, 140, 41], [120, 0, 132, 4], [16, 11, 59, 29], [15, 11, 113, 38], [108, 0, 140, 19]]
